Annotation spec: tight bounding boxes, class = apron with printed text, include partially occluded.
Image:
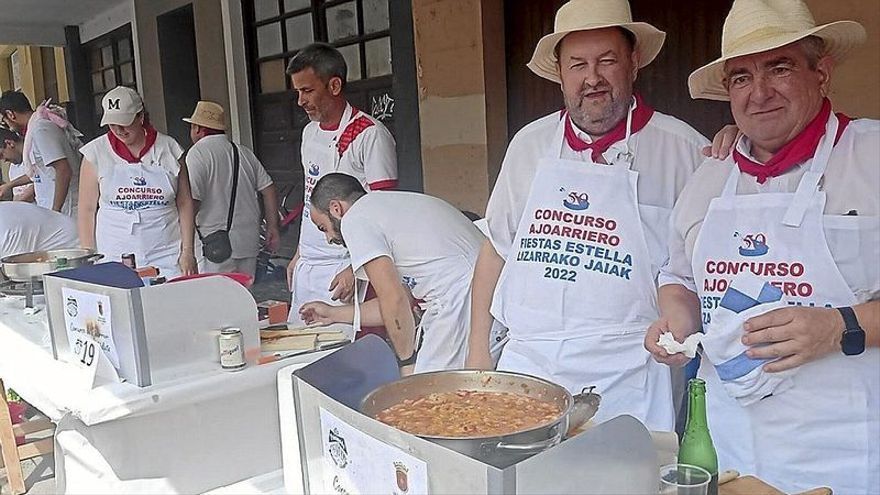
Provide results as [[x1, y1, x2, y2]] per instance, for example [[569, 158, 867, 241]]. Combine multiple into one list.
[[289, 105, 360, 327], [96, 148, 181, 278], [692, 114, 879, 494], [493, 107, 674, 431]]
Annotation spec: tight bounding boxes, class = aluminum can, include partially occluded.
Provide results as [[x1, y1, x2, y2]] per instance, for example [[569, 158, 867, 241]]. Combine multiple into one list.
[[218, 327, 246, 370]]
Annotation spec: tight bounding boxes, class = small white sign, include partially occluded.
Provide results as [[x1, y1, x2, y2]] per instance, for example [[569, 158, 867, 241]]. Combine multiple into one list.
[[319, 408, 428, 495], [62, 288, 120, 369]]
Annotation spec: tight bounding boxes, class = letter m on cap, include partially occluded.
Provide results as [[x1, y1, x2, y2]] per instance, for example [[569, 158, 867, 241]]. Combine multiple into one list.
[[108, 98, 121, 110]]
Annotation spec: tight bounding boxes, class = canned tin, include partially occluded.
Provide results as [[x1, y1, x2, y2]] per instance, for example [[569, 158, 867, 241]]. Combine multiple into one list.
[[218, 327, 246, 370]]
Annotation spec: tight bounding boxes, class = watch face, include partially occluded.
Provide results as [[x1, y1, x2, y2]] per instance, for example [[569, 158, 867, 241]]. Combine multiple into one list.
[[842, 329, 866, 356]]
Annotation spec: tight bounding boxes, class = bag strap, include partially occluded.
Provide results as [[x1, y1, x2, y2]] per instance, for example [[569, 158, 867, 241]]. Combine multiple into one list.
[[226, 143, 240, 231]]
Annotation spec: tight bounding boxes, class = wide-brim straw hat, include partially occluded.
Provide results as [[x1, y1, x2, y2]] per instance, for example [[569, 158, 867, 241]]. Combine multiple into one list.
[[183, 101, 226, 131], [527, 0, 666, 83], [689, 0, 866, 101]]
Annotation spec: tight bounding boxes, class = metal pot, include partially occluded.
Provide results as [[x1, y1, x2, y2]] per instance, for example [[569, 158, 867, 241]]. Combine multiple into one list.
[[361, 370, 600, 467], [1, 248, 103, 282]]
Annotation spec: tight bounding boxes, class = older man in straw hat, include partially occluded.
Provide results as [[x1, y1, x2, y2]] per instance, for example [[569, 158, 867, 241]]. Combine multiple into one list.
[[466, 0, 708, 432], [184, 101, 280, 276], [647, 0, 878, 492]]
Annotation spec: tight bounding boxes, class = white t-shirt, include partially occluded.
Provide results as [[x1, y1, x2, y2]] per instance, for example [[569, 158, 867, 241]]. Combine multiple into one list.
[[27, 118, 81, 215], [342, 191, 484, 303], [299, 104, 398, 262], [187, 134, 274, 258], [659, 118, 880, 301], [485, 109, 709, 265], [7, 162, 30, 198], [0, 202, 79, 258]]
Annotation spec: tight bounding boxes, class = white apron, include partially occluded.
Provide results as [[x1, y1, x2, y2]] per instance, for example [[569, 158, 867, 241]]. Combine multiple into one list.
[[693, 114, 879, 494], [290, 106, 357, 324], [96, 149, 182, 278], [413, 280, 472, 374], [493, 107, 675, 431]]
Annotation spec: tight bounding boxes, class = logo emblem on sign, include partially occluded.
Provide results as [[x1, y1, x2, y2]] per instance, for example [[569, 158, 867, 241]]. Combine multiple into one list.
[[562, 190, 590, 211], [309, 164, 320, 176], [66, 296, 78, 317], [132, 176, 147, 186], [735, 232, 769, 257], [327, 428, 348, 469], [401, 276, 418, 290], [394, 461, 409, 494]]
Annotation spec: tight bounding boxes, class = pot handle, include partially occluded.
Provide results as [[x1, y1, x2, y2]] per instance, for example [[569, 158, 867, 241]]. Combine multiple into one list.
[[567, 386, 601, 435], [85, 253, 105, 263], [486, 430, 563, 455]]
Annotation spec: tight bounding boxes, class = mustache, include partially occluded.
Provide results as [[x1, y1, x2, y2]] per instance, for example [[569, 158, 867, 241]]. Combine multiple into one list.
[[578, 84, 613, 99]]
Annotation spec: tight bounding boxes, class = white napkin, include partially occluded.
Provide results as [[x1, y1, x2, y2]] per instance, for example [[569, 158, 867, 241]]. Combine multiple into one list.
[[657, 332, 703, 358]]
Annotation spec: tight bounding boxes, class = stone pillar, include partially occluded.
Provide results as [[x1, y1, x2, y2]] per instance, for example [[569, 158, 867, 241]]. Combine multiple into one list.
[[412, 0, 507, 215]]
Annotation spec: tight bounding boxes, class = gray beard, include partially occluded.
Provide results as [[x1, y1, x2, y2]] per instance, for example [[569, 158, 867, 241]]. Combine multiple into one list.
[[565, 91, 630, 137]]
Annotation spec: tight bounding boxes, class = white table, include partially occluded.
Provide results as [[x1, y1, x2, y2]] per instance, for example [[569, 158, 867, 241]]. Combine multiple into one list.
[[0, 295, 327, 494]]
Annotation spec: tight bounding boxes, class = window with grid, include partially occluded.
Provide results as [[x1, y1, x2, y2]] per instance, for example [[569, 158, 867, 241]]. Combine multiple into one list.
[[84, 24, 137, 121], [251, 0, 392, 95]]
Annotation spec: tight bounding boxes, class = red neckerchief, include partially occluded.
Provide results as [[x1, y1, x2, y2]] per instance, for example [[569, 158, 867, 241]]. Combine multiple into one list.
[[563, 93, 654, 162], [733, 99, 851, 184], [337, 108, 375, 157], [107, 124, 158, 163]]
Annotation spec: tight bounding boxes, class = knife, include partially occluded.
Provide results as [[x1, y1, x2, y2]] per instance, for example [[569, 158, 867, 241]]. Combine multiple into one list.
[[257, 339, 349, 364]]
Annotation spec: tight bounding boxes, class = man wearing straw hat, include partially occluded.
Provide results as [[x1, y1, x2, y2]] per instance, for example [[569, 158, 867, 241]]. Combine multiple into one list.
[[467, 0, 708, 432], [184, 101, 280, 276], [647, 0, 878, 492]]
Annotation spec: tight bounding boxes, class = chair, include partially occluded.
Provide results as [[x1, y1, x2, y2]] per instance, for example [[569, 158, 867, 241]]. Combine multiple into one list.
[[0, 379, 54, 495]]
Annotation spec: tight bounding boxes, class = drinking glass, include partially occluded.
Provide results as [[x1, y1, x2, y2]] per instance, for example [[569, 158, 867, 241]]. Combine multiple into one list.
[[659, 463, 711, 495]]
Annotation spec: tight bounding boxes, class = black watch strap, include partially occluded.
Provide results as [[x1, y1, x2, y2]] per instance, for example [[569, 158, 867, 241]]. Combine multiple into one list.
[[837, 306, 860, 331], [397, 353, 417, 367]]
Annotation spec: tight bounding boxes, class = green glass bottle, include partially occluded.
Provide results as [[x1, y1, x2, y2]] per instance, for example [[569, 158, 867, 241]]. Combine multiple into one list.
[[679, 378, 718, 495]]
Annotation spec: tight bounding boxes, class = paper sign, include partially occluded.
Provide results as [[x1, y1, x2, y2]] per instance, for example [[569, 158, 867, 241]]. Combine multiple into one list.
[[319, 408, 428, 495], [62, 288, 120, 369]]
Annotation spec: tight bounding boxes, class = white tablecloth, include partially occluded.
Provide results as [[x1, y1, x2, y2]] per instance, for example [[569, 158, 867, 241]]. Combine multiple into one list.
[[0, 295, 328, 494]]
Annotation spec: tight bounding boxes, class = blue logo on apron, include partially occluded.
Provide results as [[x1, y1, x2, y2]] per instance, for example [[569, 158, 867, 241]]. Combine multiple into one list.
[[735, 232, 769, 257], [562, 190, 590, 211], [308, 164, 320, 176]]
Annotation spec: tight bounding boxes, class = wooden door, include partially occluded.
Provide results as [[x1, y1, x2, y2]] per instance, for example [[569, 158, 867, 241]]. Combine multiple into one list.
[[504, 0, 734, 139]]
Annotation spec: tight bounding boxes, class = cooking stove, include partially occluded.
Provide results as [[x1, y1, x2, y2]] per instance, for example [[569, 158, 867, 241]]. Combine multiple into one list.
[[0, 277, 44, 308]]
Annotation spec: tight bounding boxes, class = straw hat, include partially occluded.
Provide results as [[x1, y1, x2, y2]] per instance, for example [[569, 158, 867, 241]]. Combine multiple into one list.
[[688, 0, 866, 101], [182, 101, 226, 131], [527, 0, 666, 83]]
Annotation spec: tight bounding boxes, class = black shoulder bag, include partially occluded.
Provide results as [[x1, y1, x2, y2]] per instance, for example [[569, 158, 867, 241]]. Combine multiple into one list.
[[198, 143, 239, 264]]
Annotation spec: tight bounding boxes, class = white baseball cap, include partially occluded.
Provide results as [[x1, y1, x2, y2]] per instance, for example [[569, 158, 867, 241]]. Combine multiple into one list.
[[100, 86, 144, 126]]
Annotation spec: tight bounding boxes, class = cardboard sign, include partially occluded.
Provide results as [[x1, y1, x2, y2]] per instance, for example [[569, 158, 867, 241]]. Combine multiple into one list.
[[319, 408, 428, 495], [62, 288, 120, 369]]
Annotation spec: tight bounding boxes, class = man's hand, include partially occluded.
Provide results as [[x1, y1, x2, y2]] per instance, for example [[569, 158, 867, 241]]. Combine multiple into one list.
[[702, 124, 741, 159], [264, 226, 280, 253], [0, 183, 10, 199], [329, 266, 355, 303], [286, 252, 300, 290], [645, 317, 695, 367], [743, 306, 844, 373], [178, 251, 198, 276], [299, 301, 340, 326]]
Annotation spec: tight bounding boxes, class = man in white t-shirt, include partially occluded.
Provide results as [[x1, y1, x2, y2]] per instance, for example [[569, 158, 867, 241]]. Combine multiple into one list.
[[467, 0, 708, 432], [6, 161, 35, 202], [0, 91, 80, 215], [0, 202, 79, 258], [298, 173, 484, 373], [184, 101, 279, 276], [285, 43, 398, 325]]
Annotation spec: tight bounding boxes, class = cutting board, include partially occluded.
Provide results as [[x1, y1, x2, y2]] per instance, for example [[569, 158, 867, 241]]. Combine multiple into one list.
[[720, 475, 831, 495], [260, 325, 349, 352]]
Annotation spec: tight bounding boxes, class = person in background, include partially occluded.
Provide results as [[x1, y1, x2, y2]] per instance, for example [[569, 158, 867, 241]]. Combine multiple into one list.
[[0, 202, 78, 259], [6, 159, 35, 202], [299, 173, 483, 374], [78, 86, 197, 277], [285, 42, 398, 326], [0, 91, 80, 215], [646, 0, 878, 492], [466, 0, 708, 432], [184, 101, 280, 277]]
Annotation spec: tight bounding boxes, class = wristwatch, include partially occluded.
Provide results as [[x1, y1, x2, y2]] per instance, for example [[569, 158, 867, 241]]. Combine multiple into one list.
[[837, 307, 866, 356]]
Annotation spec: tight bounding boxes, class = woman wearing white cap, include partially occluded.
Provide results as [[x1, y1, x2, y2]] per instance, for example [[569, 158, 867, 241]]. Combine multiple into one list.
[[78, 86, 197, 277]]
